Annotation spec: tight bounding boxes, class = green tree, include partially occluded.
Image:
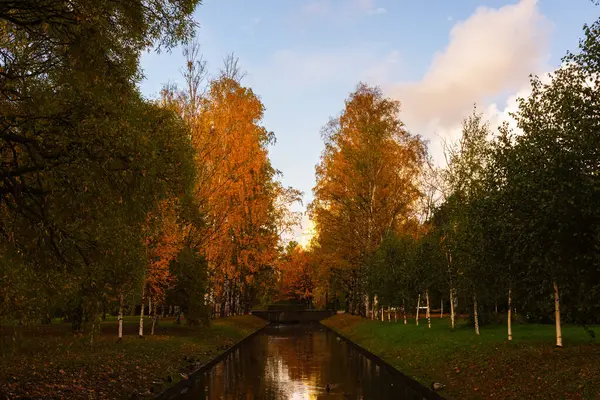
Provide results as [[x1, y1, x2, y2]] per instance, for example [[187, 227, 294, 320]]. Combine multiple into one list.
[[0, 0, 201, 336]]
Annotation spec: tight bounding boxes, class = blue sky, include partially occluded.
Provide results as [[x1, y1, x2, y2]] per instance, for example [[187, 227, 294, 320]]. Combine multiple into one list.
[[139, 0, 597, 239]]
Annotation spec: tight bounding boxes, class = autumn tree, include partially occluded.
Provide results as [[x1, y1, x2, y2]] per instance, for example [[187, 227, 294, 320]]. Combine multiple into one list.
[[310, 83, 426, 315], [163, 49, 301, 318], [279, 243, 317, 307]]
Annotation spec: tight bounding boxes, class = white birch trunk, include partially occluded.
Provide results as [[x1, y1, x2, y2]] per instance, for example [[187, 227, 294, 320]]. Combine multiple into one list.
[[118, 293, 124, 341], [381, 305, 384, 322], [139, 285, 145, 338], [426, 289, 431, 329], [441, 299, 444, 318], [403, 301, 407, 324], [394, 309, 398, 323], [372, 295, 377, 320], [449, 287, 455, 329], [507, 287, 512, 341], [473, 293, 480, 335], [148, 297, 152, 317], [553, 281, 562, 347], [371, 299, 375, 320], [416, 294, 420, 326], [365, 295, 370, 319]]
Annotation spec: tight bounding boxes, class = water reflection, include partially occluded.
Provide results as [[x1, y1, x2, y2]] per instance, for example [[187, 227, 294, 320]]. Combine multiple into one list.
[[178, 324, 428, 399]]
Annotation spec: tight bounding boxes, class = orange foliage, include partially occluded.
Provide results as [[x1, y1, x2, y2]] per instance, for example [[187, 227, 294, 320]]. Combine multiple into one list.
[[309, 84, 426, 311], [180, 72, 285, 312], [144, 198, 184, 302], [279, 246, 316, 303]]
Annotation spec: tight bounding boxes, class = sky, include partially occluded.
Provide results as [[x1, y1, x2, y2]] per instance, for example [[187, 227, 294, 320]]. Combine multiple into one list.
[[139, 0, 598, 243]]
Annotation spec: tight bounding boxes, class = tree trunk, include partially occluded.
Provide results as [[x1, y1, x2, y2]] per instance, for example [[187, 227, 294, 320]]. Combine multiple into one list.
[[151, 304, 158, 335], [118, 293, 124, 341], [139, 285, 145, 338], [220, 295, 226, 318], [473, 293, 480, 335], [450, 287, 455, 329], [553, 280, 562, 347], [507, 287, 512, 341], [495, 300, 498, 315], [41, 313, 52, 324], [441, 299, 444, 318], [91, 319, 96, 347], [372, 296, 376, 320], [388, 306, 391, 322], [416, 294, 420, 326], [403, 300, 407, 324], [426, 289, 431, 329], [365, 295, 370, 319], [90, 301, 99, 347], [381, 305, 384, 322], [175, 305, 181, 324]]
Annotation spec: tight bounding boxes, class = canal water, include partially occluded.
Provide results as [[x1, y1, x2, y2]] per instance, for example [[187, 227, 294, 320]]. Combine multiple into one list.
[[175, 323, 436, 400]]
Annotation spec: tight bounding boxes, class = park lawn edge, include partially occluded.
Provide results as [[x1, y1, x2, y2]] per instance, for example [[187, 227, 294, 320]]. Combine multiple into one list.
[[321, 313, 600, 400], [0, 315, 268, 400]]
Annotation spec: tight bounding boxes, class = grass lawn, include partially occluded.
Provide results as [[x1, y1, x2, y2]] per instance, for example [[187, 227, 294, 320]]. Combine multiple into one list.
[[322, 314, 600, 400], [0, 315, 267, 399]]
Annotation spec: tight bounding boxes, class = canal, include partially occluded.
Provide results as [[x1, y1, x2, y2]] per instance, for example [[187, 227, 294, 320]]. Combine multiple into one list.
[[170, 323, 439, 400]]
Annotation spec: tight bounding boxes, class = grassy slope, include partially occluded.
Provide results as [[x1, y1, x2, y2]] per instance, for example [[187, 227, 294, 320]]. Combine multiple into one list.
[[0, 315, 267, 399], [323, 314, 600, 400]]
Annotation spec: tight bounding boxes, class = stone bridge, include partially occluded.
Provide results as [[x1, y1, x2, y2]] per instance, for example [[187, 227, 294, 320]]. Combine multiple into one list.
[[251, 309, 335, 323]]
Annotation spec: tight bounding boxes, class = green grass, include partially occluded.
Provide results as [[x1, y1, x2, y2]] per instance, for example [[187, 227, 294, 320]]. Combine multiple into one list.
[[323, 314, 600, 400], [0, 315, 267, 399]]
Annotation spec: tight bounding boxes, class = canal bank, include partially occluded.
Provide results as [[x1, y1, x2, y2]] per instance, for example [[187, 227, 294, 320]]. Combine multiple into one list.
[[0, 315, 268, 400], [318, 323, 444, 399], [322, 314, 600, 399], [154, 318, 269, 400], [160, 322, 442, 399]]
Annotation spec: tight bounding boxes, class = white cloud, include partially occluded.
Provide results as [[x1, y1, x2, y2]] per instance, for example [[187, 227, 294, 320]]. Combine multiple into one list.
[[240, 17, 261, 35], [364, 50, 400, 84], [300, 0, 385, 18], [353, 0, 386, 15], [370, 7, 387, 15], [252, 46, 401, 89], [385, 0, 552, 166], [303, 1, 330, 15], [354, 0, 375, 12]]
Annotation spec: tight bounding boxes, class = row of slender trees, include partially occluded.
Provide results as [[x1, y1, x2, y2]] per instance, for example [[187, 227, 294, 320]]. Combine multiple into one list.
[[309, 15, 600, 347], [0, 0, 299, 344]]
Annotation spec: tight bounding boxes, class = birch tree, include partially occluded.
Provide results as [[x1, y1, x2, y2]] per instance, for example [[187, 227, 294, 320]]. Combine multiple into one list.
[[443, 108, 492, 335]]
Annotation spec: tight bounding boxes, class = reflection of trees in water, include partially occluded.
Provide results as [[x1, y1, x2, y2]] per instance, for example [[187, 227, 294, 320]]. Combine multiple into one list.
[[264, 328, 320, 394], [202, 337, 270, 399], [186, 326, 422, 399]]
